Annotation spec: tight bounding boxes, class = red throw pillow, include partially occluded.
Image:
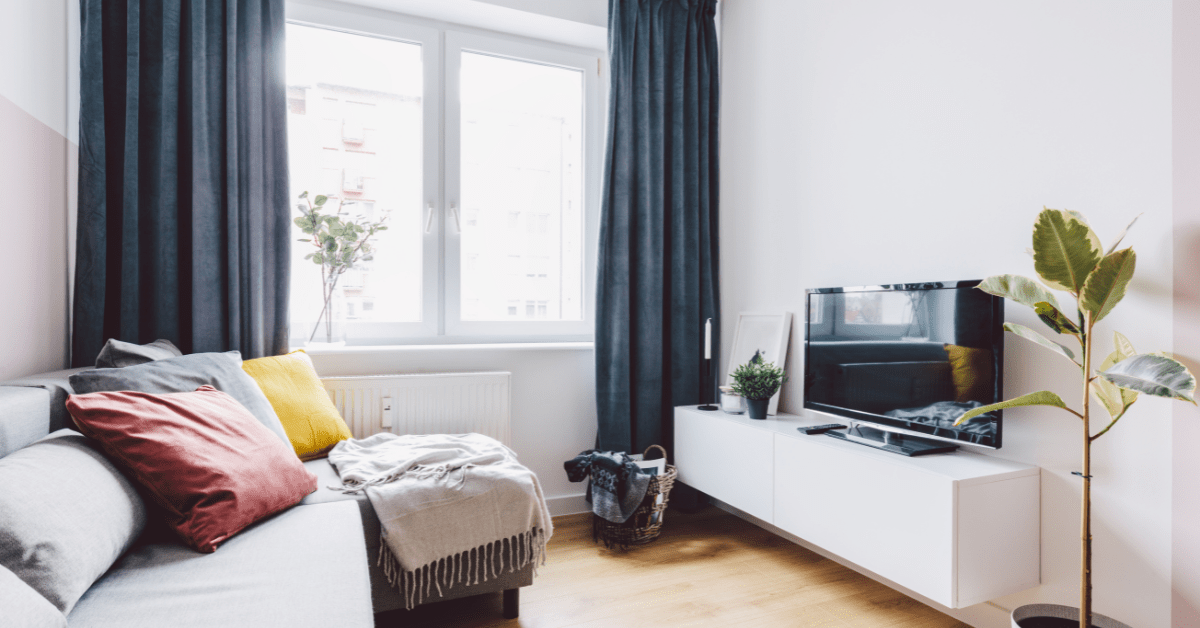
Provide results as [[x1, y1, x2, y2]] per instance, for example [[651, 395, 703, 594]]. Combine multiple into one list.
[[65, 386, 317, 553]]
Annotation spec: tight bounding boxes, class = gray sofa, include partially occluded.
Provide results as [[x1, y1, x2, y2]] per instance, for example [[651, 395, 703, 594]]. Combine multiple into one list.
[[0, 368, 531, 627]]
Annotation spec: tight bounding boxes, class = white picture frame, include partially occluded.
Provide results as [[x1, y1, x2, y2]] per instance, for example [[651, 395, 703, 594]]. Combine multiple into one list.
[[726, 312, 793, 416]]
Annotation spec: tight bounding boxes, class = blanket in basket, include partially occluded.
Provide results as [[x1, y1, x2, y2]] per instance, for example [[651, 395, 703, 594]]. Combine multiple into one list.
[[328, 432, 552, 609]]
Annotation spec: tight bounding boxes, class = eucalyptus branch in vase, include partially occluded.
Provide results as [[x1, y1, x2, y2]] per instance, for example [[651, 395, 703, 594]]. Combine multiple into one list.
[[294, 191, 388, 343]]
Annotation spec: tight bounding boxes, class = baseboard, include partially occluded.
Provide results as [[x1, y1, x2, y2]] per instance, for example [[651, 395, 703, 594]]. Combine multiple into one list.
[[546, 492, 589, 517], [709, 499, 1012, 628]]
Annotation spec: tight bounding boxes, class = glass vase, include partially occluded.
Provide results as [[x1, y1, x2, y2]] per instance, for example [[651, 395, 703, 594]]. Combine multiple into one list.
[[306, 283, 347, 347]]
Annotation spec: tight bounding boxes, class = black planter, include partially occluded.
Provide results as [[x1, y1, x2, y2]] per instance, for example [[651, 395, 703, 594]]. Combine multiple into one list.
[[746, 398, 769, 420], [1011, 604, 1130, 628]]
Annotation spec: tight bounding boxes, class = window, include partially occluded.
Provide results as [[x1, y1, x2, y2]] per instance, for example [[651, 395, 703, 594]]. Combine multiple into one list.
[[285, 22, 430, 342], [285, 12, 599, 344]]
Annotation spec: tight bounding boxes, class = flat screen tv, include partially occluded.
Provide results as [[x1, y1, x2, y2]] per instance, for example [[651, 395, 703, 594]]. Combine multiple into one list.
[[804, 280, 1004, 452]]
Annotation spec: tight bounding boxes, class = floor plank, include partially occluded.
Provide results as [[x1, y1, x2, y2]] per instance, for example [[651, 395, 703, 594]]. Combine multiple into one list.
[[375, 507, 969, 628]]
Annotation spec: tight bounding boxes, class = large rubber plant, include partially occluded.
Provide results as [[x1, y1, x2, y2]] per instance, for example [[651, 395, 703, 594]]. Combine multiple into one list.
[[954, 208, 1195, 627]]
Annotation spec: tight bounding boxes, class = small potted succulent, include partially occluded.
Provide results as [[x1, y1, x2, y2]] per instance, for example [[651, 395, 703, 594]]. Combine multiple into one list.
[[730, 353, 787, 420]]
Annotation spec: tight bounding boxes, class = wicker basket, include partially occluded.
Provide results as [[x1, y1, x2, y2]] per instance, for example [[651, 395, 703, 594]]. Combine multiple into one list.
[[593, 445, 677, 550]]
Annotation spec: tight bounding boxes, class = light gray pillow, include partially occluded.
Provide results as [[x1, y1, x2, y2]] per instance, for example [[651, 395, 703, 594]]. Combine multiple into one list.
[[94, 338, 182, 368], [68, 351, 290, 445], [0, 431, 147, 614], [0, 566, 67, 628]]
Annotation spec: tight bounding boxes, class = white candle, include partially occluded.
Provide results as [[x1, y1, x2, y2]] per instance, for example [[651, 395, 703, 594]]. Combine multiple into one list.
[[704, 318, 712, 360]]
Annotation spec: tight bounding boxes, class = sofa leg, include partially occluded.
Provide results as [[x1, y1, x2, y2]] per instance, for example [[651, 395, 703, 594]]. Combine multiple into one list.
[[502, 587, 519, 619]]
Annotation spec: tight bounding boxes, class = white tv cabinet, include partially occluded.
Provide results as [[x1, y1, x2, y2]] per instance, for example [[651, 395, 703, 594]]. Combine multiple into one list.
[[674, 405, 1040, 609]]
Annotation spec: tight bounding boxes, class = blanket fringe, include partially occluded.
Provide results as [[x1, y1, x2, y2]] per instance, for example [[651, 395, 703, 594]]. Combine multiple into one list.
[[379, 527, 549, 610]]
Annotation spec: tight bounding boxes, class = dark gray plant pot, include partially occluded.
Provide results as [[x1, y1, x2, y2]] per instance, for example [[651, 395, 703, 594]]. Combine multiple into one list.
[[746, 398, 769, 420], [1012, 604, 1131, 628]]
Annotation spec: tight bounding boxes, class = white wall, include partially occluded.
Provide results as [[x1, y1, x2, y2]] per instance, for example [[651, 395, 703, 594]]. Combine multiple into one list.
[[306, 345, 596, 513], [0, 0, 72, 379], [720, 2, 1173, 626]]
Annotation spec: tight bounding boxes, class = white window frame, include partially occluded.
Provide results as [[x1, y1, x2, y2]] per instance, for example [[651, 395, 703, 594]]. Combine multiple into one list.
[[287, 4, 440, 343], [286, 2, 600, 345], [445, 31, 599, 339]]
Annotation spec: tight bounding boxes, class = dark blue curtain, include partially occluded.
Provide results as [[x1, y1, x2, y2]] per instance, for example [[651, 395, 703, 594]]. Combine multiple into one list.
[[72, 0, 291, 366], [595, 0, 721, 454]]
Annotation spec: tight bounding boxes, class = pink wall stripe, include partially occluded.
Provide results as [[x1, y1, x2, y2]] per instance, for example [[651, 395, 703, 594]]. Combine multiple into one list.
[[0, 93, 69, 379], [1174, 1, 1200, 626]]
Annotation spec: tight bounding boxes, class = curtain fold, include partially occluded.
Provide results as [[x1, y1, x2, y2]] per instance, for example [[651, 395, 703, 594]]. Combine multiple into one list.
[[72, 0, 291, 366], [595, 0, 721, 454]]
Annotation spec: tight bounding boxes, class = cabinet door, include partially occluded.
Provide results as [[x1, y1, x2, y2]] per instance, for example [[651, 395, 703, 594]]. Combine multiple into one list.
[[675, 410, 774, 522], [773, 436, 955, 607]]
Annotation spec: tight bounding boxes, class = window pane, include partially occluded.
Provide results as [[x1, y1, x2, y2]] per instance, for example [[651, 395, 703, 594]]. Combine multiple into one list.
[[459, 52, 584, 322], [286, 24, 424, 334]]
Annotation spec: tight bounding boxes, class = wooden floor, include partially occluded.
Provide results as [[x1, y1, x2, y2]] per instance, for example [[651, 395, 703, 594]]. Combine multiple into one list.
[[376, 506, 969, 628]]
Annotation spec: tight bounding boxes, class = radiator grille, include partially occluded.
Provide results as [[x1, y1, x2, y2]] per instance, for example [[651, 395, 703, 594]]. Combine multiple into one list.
[[320, 372, 512, 445]]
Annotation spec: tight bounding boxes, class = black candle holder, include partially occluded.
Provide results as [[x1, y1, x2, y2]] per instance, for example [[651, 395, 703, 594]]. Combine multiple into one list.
[[698, 357, 718, 411]]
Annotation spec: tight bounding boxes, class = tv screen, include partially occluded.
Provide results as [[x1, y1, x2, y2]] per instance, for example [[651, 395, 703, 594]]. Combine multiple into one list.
[[803, 281, 1004, 449]]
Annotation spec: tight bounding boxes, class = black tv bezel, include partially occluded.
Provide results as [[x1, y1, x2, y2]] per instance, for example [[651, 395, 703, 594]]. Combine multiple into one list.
[[802, 280, 1005, 450]]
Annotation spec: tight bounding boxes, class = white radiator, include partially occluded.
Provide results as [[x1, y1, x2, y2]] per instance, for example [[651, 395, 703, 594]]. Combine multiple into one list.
[[320, 372, 512, 445]]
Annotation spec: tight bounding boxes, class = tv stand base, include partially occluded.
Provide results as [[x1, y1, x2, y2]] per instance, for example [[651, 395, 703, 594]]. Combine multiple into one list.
[[823, 423, 959, 456]]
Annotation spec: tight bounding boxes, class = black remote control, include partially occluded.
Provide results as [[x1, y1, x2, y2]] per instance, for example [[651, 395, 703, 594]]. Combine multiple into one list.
[[799, 423, 847, 435]]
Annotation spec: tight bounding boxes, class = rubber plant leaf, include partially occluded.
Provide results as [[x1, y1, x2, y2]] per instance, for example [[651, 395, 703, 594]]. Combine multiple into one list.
[[1100, 353, 1198, 404], [1032, 208, 1102, 294], [1091, 351, 1134, 420], [953, 390, 1070, 426], [1033, 301, 1081, 335], [1106, 213, 1142, 255], [1062, 209, 1107, 252], [1003, 322, 1077, 363], [1094, 343, 1137, 408], [977, 274, 1063, 312], [1091, 378, 1125, 419], [1113, 330, 1136, 361], [1080, 248, 1136, 325]]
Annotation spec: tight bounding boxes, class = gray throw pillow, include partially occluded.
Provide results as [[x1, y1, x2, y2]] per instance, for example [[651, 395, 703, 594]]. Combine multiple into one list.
[[0, 566, 67, 628], [68, 351, 290, 445], [0, 431, 147, 615], [94, 338, 183, 368]]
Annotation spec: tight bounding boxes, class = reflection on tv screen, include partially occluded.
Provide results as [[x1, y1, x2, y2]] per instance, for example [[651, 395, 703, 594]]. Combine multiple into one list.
[[805, 284, 1002, 447]]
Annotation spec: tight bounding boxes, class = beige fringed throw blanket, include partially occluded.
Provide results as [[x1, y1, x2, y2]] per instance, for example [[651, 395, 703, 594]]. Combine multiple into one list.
[[329, 432, 552, 610]]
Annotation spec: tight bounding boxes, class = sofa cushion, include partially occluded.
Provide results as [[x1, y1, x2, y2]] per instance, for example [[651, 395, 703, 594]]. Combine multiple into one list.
[[0, 367, 91, 436], [94, 338, 182, 368], [66, 386, 317, 553], [67, 500, 373, 628], [0, 430, 146, 614], [0, 386, 52, 457], [0, 565, 67, 628], [69, 351, 289, 444], [242, 350, 353, 460]]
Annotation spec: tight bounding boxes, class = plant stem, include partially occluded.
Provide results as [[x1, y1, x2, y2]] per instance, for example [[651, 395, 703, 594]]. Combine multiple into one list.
[[307, 267, 341, 343], [1090, 408, 1127, 442], [1081, 317, 1094, 628]]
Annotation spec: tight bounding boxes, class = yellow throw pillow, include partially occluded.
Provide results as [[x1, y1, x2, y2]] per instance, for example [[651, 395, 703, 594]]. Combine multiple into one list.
[[242, 350, 352, 461], [943, 344, 994, 404]]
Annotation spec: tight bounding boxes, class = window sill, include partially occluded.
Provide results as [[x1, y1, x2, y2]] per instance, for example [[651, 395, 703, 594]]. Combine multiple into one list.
[[294, 341, 594, 355]]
